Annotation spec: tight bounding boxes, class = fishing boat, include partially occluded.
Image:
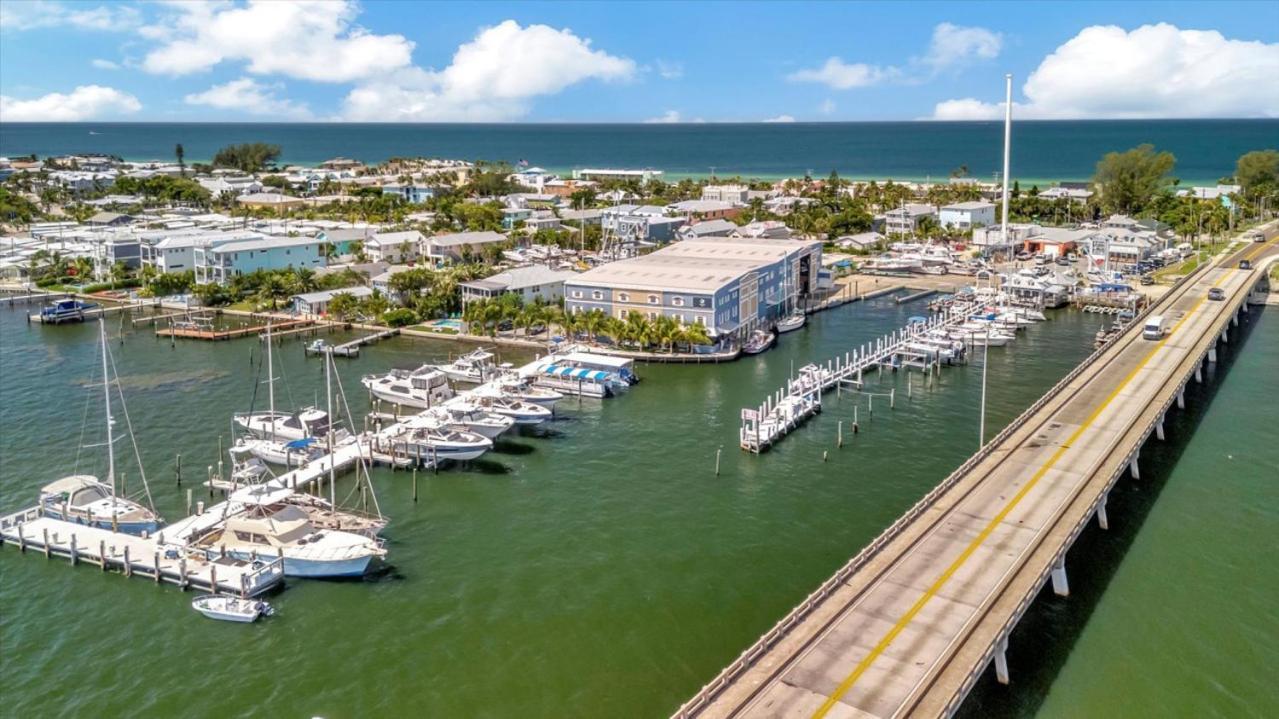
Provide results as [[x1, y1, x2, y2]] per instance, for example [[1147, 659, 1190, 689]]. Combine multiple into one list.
[[192, 504, 386, 578], [39, 319, 162, 535], [361, 366, 453, 409], [40, 298, 96, 324], [191, 595, 274, 623], [423, 403, 514, 439], [398, 415, 493, 461], [742, 329, 776, 356], [433, 348, 497, 384]]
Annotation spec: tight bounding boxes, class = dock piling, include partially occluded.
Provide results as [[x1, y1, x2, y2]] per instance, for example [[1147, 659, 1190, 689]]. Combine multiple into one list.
[[715, 448, 722, 476], [412, 467, 418, 502], [175, 453, 181, 485], [838, 420, 843, 447]]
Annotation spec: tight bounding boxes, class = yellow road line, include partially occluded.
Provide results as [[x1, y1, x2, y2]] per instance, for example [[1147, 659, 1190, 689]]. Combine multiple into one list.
[[811, 271, 1230, 718]]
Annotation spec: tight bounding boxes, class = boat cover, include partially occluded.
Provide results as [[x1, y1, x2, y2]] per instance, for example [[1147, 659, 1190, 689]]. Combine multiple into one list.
[[542, 365, 611, 382]]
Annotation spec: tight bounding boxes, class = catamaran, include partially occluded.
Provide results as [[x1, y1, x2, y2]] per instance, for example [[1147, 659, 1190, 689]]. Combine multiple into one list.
[[39, 319, 162, 535], [361, 365, 454, 409]]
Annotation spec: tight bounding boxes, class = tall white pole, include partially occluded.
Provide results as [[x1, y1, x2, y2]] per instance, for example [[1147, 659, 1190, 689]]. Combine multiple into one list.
[[266, 321, 275, 440], [1000, 73, 1013, 252], [99, 319, 116, 499], [325, 349, 336, 508]]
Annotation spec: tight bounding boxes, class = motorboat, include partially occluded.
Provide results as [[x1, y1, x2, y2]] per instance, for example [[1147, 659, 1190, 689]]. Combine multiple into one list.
[[423, 403, 514, 439], [398, 415, 493, 461], [192, 595, 274, 623], [234, 407, 334, 442], [776, 311, 806, 333], [232, 484, 388, 538], [788, 364, 831, 395], [39, 475, 161, 536], [192, 504, 385, 578], [304, 338, 331, 355], [361, 366, 453, 409], [470, 393, 552, 424], [40, 298, 95, 324], [742, 329, 776, 356], [492, 370, 564, 406], [865, 255, 923, 274], [433, 348, 497, 384]]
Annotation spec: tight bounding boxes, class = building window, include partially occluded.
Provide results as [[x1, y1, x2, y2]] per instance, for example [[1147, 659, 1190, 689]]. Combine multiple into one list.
[[672, 297, 685, 307], [619, 309, 628, 318], [571, 290, 582, 299], [648, 311, 657, 320], [593, 290, 603, 300], [648, 295, 658, 304], [618, 292, 629, 302]]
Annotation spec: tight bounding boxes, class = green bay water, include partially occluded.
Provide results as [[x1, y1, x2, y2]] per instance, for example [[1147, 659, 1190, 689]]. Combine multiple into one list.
[[0, 297, 1269, 717], [2, 120, 1276, 185]]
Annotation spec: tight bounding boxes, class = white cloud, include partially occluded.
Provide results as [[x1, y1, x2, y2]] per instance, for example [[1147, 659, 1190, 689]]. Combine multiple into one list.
[[819, 98, 836, 115], [0, 1, 140, 32], [645, 110, 683, 124], [656, 59, 684, 80], [920, 23, 1002, 71], [184, 78, 312, 119], [931, 24, 1279, 120], [763, 114, 796, 123], [343, 20, 635, 121], [0, 85, 141, 121], [91, 58, 119, 70], [141, 0, 414, 83], [788, 57, 896, 89]]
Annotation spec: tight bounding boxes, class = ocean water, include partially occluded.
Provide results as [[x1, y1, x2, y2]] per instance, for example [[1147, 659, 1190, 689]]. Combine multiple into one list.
[[2, 120, 1275, 185], [0, 297, 1274, 718]]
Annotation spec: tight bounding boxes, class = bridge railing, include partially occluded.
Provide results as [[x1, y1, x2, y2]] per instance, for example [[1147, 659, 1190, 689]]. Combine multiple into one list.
[[671, 261, 1215, 718]]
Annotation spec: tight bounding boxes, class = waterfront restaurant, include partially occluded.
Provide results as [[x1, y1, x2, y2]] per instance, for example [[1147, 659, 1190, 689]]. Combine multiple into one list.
[[563, 237, 822, 340]]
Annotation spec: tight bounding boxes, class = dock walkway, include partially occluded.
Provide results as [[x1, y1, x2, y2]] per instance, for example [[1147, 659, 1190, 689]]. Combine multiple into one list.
[[157, 318, 311, 341]]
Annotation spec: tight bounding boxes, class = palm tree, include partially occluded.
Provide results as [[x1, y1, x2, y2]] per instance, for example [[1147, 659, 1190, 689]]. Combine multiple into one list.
[[681, 321, 711, 349], [255, 273, 289, 310]]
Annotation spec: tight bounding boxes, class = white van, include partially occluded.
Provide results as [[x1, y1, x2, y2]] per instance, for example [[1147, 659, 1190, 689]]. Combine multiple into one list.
[[1143, 315, 1167, 340]]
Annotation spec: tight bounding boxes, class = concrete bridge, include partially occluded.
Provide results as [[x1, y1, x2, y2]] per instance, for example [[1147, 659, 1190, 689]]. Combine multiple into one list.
[[676, 233, 1277, 719]]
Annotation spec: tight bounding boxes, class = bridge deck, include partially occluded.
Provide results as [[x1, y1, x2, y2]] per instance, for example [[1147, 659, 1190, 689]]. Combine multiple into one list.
[[689, 236, 1275, 719]]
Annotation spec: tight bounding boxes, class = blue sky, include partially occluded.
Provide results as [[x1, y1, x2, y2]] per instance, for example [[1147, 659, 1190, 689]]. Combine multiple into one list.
[[1, 1, 1277, 122]]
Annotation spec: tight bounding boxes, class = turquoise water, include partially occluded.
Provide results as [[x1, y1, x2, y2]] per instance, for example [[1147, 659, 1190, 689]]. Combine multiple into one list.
[[1, 297, 1273, 717], [2, 120, 1275, 184]]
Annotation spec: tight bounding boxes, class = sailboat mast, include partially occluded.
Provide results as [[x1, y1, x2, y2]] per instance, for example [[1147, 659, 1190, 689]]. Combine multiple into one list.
[[325, 349, 336, 507], [266, 321, 275, 440], [98, 319, 116, 498]]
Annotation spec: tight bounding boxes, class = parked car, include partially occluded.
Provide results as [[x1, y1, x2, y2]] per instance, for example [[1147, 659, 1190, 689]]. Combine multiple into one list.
[[1139, 275, 1155, 286], [1207, 288, 1226, 301]]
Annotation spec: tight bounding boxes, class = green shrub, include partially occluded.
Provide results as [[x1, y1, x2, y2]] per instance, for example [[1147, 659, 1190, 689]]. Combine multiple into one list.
[[382, 308, 419, 327]]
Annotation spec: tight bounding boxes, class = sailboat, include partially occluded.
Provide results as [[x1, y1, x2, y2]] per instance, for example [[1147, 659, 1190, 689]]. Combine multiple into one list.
[[776, 264, 806, 333], [39, 319, 162, 536], [233, 323, 338, 453]]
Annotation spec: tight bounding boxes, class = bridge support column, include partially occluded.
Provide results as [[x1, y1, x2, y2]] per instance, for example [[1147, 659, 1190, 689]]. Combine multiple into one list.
[[1097, 492, 1110, 530], [1051, 558, 1070, 597], [993, 637, 1010, 685], [1220, 329, 1229, 344], [1155, 415, 1166, 441], [1208, 347, 1218, 363], [1195, 363, 1203, 383], [1232, 309, 1240, 326], [1129, 452, 1140, 480], [1177, 388, 1186, 409]]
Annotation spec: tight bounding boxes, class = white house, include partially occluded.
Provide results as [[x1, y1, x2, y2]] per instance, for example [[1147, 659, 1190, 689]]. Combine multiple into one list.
[[424, 230, 508, 263], [939, 201, 996, 230], [459, 265, 579, 307], [700, 184, 750, 204], [365, 230, 425, 263], [882, 203, 936, 235], [291, 286, 374, 316]]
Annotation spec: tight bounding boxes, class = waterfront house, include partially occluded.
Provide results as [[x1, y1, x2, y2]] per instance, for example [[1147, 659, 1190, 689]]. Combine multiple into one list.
[[939, 201, 997, 230], [291, 286, 374, 316], [881, 203, 937, 236], [510, 167, 557, 192], [365, 230, 425, 263], [140, 233, 203, 274], [459, 266, 579, 307], [91, 233, 142, 279], [564, 237, 822, 339], [1039, 187, 1093, 203], [424, 230, 508, 263], [318, 227, 376, 256], [194, 234, 326, 285], [834, 232, 885, 252]]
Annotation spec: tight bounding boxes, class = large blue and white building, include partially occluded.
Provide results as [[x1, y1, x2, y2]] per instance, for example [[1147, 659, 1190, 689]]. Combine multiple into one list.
[[563, 237, 822, 339], [194, 233, 326, 284]]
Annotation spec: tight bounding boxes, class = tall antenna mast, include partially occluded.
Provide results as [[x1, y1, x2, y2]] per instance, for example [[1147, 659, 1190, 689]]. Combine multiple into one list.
[[1000, 74, 1013, 254]]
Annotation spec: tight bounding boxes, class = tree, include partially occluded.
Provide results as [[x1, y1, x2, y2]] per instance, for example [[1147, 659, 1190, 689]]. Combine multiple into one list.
[[569, 187, 597, 209], [211, 143, 282, 173], [0, 186, 41, 226], [175, 143, 186, 177], [1091, 144, 1177, 216], [382, 308, 418, 327], [1235, 150, 1279, 213], [326, 292, 359, 320]]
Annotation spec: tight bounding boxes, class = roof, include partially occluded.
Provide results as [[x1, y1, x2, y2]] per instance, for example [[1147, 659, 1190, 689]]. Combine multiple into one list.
[[942, 201, 996, 211], [568, 237, 821, 294], [460, 265, 577, 293], [681, 219, 738, 237], [369, 230, 425, 247], [208, 235, 318, 254], [292, 286, 374, 304], [323, 228, 375, 242], [428, 230, 506, 248], [668, 200, 736, 213], [236, 192, 301, 204], [89, 212, 131, 224]]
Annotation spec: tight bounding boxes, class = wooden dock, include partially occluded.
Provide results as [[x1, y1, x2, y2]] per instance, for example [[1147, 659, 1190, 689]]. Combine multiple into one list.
[[157, 318, 312, 341], [0, 507, 284, 597], [739, 302, 978, 452], [306, 327, 400, 357]]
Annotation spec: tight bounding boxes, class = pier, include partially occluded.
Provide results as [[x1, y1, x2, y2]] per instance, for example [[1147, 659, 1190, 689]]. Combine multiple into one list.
[[740, 302, 978, 452], [157, 317, 312, 341], [306, 327, 401, 357], [676, 237, 1277, 719]]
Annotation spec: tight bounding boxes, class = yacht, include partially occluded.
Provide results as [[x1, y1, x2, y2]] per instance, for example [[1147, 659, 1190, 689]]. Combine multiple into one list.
[[191, 503, 385, 578], [423, 403, 514, 439], [470, 393, 552, 424], [433, 348, 497, 384], [866, 255, 923, 274], [399, 415, 493, 461], [361, 366, 453, 409], [232, 484, 387, 539], [493, 370, 564, 406]]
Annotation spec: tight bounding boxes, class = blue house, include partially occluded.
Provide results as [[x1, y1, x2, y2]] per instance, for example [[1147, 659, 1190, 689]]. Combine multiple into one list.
[[194, 234, 326, 285], [383, 184, 436, 204]]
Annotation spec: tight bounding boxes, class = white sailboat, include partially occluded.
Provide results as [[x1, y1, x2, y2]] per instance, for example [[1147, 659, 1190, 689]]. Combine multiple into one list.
[[233, 323, 337, 444], [39, 319, 162, 536]]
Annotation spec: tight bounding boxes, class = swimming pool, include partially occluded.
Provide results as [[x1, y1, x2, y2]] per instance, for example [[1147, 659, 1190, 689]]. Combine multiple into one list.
[[428, 318, 463, 331]]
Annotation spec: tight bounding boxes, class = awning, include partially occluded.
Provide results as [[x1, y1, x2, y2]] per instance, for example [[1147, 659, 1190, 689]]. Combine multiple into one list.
[[542, 365, 611, 382]]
